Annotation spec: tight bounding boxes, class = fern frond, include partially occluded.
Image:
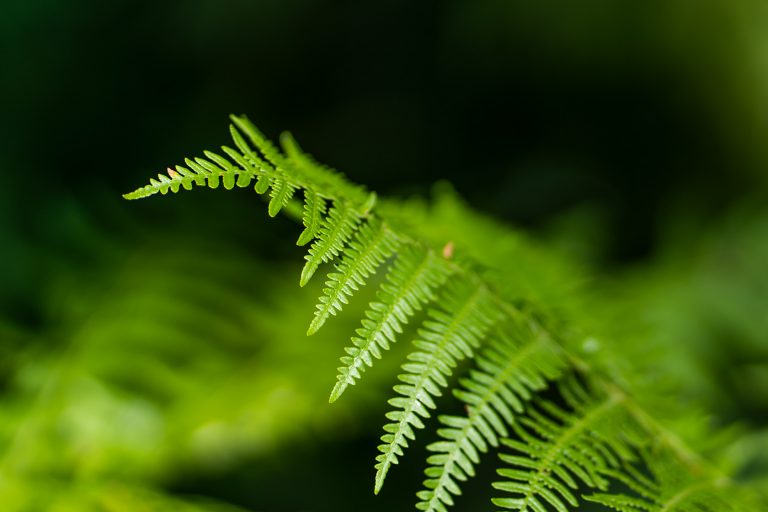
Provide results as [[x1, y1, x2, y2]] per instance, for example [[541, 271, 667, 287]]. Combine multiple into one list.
[[330, 246, 452, 403], [123, 116, 763, 512], [300, 202, 362, 286], [375, 279, 501, 494], [492, 379, 635, 512], [308, 220, 401, 335], [416, 323, 566, 512]]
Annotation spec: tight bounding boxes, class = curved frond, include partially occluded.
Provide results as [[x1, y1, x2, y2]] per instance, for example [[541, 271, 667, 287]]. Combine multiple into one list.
[[308, 220, 401, 335], [375, 279, 501, 494], [416, 323, 566, 512], [330, 246, 452, 402], [492, 379, 635, 512]]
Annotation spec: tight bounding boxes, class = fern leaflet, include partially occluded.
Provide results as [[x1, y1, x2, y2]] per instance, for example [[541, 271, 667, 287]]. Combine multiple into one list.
[[492, 379, 635, 512], [308, 220, 401, 335], [416, 323, 566, 512], [375, 279, 501, 494], [267, 175, 296, 217], [297, 190, 327, 246], [330, 246, 452, 402], [300, 203, 361, 287]]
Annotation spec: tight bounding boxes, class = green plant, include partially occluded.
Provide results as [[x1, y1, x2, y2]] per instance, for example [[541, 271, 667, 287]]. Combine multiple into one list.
[[124, 115, 766, 511]]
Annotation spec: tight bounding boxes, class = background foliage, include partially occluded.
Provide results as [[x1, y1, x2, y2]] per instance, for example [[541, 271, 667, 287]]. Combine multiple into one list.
[[2, 1, 767, 510]]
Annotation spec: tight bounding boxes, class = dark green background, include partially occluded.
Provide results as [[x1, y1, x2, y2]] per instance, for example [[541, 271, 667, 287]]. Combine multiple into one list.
[[5, 1, 768, 281]]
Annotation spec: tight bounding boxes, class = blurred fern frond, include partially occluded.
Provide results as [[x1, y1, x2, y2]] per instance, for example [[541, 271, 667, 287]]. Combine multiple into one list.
[[0, 231, 395, 510], [585, 450, 738, 512]]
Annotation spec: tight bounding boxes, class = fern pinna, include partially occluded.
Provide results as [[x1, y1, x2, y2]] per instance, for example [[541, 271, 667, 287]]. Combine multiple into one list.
[[124, 115, 758, 511]]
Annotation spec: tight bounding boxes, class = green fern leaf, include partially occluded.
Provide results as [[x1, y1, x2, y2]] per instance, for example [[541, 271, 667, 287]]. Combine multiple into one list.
[[308, 220, 400, 335], [267, 175, 297, 217], [300, 203, 362, 287], [297, 190, 327, 246], [330, 246, 452, 403], [416, 323, 566, 512], [375, 279, 501, 494], [492, 380, 634, 512]]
